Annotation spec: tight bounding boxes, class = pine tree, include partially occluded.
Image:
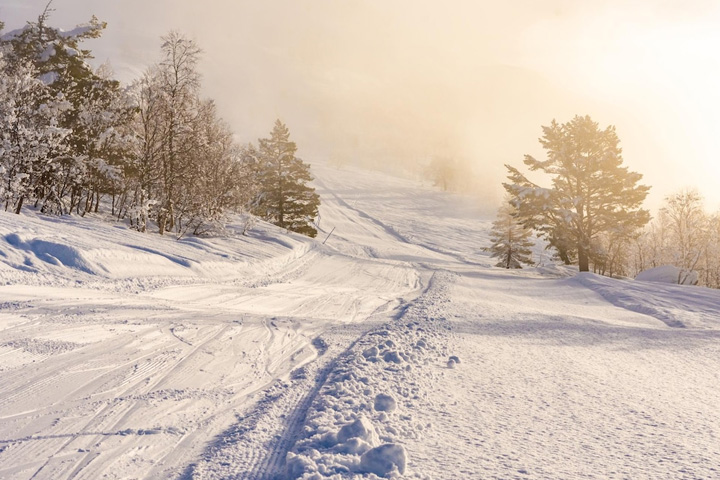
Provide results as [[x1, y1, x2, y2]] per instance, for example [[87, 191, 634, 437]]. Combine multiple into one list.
[[504, 115, 650, 272], [485, 203, 535, 269], [253, 120, 320, 237]]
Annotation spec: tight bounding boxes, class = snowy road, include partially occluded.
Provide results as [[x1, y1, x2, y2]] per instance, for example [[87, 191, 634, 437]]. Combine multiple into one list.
[[1, 163, 719, 479]]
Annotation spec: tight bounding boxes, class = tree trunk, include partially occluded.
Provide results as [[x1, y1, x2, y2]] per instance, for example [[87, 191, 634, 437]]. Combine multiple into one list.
[[578, 246, 590, 272]]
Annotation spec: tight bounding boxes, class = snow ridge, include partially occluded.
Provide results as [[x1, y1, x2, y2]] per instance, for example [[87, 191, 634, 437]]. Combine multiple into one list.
[[285, 271, 457, 479]]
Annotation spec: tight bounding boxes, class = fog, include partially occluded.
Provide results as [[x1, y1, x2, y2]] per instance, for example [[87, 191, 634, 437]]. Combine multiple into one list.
[[3, 0, 720, 209]]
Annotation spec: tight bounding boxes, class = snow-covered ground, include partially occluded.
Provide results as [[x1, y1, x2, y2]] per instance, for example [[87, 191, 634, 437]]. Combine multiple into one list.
[[1, 163, 719, 479]]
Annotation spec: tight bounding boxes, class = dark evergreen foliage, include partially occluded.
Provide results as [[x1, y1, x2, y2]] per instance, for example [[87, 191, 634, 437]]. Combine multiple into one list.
[[504, 115, 650, 272], [253, 120, 320, 237]]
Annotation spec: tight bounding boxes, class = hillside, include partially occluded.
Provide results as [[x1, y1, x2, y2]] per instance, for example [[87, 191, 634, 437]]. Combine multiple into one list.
[[0, 163, 719, 479]]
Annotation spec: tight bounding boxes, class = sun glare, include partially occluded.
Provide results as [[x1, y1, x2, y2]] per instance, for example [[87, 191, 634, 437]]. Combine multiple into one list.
[[564, 18, 720, 207]]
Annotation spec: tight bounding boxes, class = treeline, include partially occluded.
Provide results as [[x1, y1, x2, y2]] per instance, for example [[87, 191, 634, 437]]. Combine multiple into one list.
[[626, 189, 720, 288], [0, 7, 319, 237], [489, 115, 719, 288]]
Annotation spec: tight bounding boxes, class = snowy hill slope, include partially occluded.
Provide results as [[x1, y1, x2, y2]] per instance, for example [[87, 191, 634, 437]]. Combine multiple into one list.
[[1, 162, 719, 480], [0, 210, 314, 287]]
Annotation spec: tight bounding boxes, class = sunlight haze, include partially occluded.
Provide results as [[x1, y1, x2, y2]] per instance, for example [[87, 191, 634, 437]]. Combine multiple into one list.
[[2, 2, 720, 477], [2, 0, 719, 209]]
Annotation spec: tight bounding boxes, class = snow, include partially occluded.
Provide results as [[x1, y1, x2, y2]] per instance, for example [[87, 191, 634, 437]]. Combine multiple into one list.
[[1, 162, 719, 479], [38, 72, 60, 86], [636, 264, 699, 285], [373, 394, 397, 413], [58, 24, 100, 39], [0, 26, 32, 41], [359, 444, 407, 476]]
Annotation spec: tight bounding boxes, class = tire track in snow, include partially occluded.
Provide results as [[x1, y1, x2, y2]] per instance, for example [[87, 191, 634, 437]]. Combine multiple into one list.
[[314, 177, 412, 246], [181, 297, 414, 480], [246, 274, 441, 479], [22, 325, 229, 480], [316, 176, 485, 269]]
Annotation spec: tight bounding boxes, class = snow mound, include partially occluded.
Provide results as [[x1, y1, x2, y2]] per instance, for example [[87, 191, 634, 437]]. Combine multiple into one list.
[[5, 233, 98, 274], [636, 265, 698, 285]]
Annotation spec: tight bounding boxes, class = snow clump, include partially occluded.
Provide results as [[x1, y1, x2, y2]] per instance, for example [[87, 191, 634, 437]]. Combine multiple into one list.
[[374, 394, 397, 413], [360, 443, 407, 476]]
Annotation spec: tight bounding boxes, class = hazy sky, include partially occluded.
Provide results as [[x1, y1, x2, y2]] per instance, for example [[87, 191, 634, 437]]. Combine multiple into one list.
[[2, 0, 720, 209]]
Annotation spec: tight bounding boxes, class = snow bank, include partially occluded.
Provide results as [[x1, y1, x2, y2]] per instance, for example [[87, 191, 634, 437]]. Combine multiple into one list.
[[0, 210, 313, 288], [635, 265, 698, 285]]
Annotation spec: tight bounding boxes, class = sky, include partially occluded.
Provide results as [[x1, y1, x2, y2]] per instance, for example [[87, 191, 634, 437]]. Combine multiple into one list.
[[2, 0, 720, 210]]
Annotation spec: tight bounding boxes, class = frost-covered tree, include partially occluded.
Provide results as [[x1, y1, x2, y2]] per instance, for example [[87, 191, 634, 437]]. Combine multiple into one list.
[[2, 10, 258, 237], [425, 155, 477, 192], [484, 202, 535, 268], [701, 212, 720, 288], [658, 189, 709, 285], [0, 4, 106, 93], [504, 115, 650, 272], [426, 156, 458, 191], [589, 228, 636, 278], [1, 4, 109, 213], [69, 65, 137, 216], [253, 120, 320, 237], [125, 32, 257, 236], [630, 192, 720, 288], [174, 100, 248, 237], [151, 31, 203, 234], [0, 49, 70, 213], [124, 69, 164, 231]]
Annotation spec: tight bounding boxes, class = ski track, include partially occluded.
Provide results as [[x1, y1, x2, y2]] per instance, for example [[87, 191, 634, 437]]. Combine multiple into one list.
[[181, 294, 417, 480], [1, 162, 720, 479]]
